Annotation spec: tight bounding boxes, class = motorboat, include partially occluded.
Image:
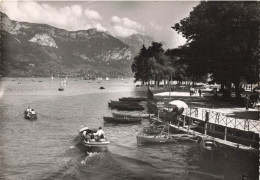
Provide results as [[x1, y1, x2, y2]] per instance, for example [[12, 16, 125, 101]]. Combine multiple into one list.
[[79, 126, 110, 149], [103, 116, 142, 123]]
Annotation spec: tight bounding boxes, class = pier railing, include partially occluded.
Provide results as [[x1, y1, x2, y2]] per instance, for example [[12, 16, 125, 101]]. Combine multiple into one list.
[[183, 108, 198, 118], [202, 109, 260, 133]]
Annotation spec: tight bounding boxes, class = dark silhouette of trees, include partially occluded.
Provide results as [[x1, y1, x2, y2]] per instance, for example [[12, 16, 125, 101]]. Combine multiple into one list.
[[172, 1, 260, 98]]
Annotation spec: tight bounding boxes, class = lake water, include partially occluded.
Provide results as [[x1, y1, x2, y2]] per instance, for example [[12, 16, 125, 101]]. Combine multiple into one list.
[[0, 78, 258, 180]]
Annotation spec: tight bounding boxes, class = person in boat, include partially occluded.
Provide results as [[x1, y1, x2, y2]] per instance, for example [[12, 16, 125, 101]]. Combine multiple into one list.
[[25, 106, 31, 114], [94, 127, 105, 140], [90, 132, 96, 142], [31, 109, 36, 115]]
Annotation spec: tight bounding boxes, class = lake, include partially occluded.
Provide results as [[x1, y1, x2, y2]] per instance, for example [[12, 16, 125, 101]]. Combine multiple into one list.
[[0, 78, 258, 180]]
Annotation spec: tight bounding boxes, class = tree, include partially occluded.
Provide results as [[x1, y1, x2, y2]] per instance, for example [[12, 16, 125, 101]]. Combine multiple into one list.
[[132, 42, 166, 86], [172, 1, 260, 98]]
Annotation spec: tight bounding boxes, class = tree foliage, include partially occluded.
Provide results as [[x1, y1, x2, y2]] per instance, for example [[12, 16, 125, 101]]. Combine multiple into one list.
[[172, 1, 260, 98]]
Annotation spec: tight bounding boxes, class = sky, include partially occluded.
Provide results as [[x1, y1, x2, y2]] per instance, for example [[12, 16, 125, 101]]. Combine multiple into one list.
[[0, 1, 200, 49]]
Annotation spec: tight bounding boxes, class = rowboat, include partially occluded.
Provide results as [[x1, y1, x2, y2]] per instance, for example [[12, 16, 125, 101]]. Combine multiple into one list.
[[79, 127, 110, 150], [137, 133, 197, 145], [119, 97, 147, 102], [24, 113, 37, 120], [109, 101, 140, 106], [112, 112, 154, 118], [103, 116, 142, 123], [143, 125, 164, 135], [24, 110, 37, 120], [199, 137, 221, 153], [111, 105, 144, 111]]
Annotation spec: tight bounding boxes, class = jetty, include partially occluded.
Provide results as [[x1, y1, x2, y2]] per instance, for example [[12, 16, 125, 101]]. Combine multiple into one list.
[[147, 88, 259, 154]]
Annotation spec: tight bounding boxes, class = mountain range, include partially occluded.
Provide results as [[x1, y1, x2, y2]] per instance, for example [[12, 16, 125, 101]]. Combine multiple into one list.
[[0, 12, 153, 77]]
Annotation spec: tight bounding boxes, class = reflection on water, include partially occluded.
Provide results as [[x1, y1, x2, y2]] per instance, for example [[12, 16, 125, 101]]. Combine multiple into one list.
[[0, 78, 258, 180]]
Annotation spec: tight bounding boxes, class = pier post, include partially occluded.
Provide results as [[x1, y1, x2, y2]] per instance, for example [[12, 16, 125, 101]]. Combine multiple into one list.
[[224, 127, 227, 140], [204, 122, 207, 135]]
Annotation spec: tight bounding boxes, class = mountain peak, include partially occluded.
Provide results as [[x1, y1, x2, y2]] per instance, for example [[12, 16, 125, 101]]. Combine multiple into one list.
[[0, 12, 9, 19]]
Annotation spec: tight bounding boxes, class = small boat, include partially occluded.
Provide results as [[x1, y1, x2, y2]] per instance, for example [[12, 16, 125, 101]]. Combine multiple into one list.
[[58, 78, 64, 91], [24, 110, 37, 120], [143, 124, 164, 135], [79, 127, 110, 149], [103, 116, 142, 123], [24, 113, 37, 120], [112, 112, 154, 118], [108, 101, 140, 107], [199, 137, 221, 153], [137, 133, 197, 145], [110, 105, 144, 111], [100, 87, 105, 89], [119, 97, 147, 102]]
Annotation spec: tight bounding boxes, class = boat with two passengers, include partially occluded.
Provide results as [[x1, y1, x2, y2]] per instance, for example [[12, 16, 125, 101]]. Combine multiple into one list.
[[24, 109, 37, 120], [103, 116, 142, 123], [78, 126, 110, 149]]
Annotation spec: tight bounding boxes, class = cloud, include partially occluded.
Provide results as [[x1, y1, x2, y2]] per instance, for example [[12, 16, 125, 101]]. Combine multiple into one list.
[[84, 9, 102, 20], [71, 5, 82, 17], [0, 1, 105, 31], [113, 25, 138, 37], [150, 21, 163, 31], [85, 21, 107, 32], [111, 16, 144, 37]]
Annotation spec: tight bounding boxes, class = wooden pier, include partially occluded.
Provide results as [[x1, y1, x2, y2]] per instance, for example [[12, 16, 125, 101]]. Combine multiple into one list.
[[147, 89, 260, 154]]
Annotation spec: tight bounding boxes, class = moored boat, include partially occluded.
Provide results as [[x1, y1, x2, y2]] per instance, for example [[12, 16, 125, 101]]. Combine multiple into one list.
[[109, 100, 140, 106], [137, 133, 197, 145], [119, 97, 147, 102], [112, 112, 154, 118], [199, 137, 221, 153], [111, 105, 144, 111], [103, 116, 142, 123]]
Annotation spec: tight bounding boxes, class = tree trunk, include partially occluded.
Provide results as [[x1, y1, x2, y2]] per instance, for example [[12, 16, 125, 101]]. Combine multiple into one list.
[[221, 83, 224, 92], [234, 80, 241, 99]]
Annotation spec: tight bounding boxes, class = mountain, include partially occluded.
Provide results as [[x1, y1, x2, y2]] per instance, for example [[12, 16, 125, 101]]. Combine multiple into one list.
[[117, 34, 153, 54], [0, 12, 134, 77]]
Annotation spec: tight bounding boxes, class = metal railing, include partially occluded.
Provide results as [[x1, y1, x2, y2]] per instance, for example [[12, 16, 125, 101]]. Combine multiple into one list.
[[202, 109, 260, 133], [183, 108, 198, 118]]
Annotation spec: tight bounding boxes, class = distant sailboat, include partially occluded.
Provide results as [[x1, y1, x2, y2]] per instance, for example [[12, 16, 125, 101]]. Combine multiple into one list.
[[121, 77, 124, 81], [52, 75, 54, 81], [58, 78, 64, 91], [106, 77, 110, 81]]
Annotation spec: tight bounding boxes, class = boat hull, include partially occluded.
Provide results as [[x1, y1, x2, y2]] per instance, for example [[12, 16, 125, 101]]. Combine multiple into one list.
[[112, 112, 153, 118], [137, 134, 197, 144], [79, 132, 110, 151], [24, 114, 37, 120], [104, 116, 142, 123]]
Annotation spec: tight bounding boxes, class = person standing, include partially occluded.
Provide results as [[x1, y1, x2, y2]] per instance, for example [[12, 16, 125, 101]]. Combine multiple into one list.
[[198, 89, 202, 97]]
